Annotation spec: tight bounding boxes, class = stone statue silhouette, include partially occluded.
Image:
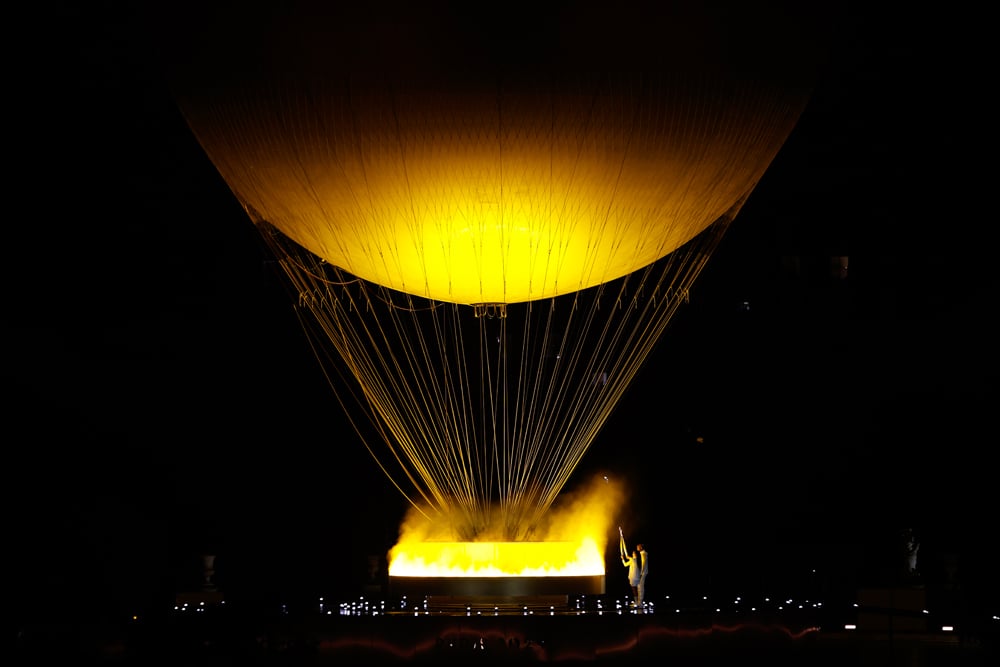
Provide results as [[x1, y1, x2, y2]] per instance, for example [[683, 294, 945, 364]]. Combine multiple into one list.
[[901, 528, 919, 578]]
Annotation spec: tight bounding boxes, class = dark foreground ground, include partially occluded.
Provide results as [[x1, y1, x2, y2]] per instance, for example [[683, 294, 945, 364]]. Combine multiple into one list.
[[14, 588, 998, 666]]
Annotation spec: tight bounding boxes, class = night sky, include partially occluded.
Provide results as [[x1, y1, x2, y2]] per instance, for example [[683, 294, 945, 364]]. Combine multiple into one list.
[[8, 2, 995, 620]]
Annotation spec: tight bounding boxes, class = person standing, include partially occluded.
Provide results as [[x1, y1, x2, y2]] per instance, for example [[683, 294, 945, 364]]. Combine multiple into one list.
[[618, 529, 640, 608], [636, 543, 648, 609], [621, 547, 640, 607]]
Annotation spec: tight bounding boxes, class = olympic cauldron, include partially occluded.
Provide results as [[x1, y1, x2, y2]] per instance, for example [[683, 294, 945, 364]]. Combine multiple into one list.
[[387, 540, 606, 610]]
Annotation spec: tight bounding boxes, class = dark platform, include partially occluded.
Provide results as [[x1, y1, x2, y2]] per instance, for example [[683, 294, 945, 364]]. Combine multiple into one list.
[[16, 587, 997, 665], [423, 595, 570, 613], [389, 574, 605, 599]]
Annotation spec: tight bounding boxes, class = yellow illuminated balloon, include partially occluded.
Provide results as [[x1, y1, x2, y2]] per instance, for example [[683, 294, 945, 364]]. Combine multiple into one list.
[[164, 2, 825, 305]]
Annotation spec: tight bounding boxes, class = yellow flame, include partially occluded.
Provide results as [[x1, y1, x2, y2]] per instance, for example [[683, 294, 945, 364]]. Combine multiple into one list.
[[388, 473, 624, 577], [388, 540, 605, 577]]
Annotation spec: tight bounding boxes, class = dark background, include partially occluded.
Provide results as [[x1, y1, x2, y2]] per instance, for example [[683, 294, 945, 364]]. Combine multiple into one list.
[[7, 1, 994, 621]]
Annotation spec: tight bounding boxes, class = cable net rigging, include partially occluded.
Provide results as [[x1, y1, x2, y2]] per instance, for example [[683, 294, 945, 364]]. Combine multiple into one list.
[[256, 209, 735, 541]]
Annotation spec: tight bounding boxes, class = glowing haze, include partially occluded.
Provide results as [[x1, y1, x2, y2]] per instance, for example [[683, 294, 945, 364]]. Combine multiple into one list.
[[389, 473, 625, 577]]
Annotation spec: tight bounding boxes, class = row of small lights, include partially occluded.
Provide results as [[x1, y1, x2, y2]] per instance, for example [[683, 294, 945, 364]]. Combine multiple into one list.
[[333, 595, 658, 617], [173, 600, 226, 613], [171, 595, 994, 634], [329, 593, 974, 634], [332, 594, 833, 617]]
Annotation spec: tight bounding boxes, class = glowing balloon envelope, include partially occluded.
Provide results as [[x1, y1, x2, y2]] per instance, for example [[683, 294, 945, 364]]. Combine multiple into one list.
[[164, 2, 825, 305]]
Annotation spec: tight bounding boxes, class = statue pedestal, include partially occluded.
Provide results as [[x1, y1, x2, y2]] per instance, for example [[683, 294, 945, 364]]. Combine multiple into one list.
[[856, 587, 926, 633], [175, 554, 225, 608]]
